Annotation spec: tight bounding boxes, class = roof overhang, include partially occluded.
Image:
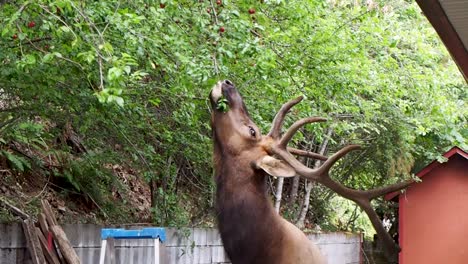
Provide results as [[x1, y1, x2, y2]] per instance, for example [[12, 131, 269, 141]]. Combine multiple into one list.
[[416, 0, 468, 82]]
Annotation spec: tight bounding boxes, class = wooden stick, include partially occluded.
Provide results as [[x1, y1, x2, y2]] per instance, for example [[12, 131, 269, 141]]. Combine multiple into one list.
[[51, 225, 81, 264], [0, 197, 29, 219], [22, 220, 46, 264], [41, 200, 58, 226], [40, 200, 66, 263], [36, 227, 61, 264], [38, 213, 49, 236]]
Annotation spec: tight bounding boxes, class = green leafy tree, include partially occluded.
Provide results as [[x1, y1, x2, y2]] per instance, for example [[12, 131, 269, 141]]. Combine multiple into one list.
[[0, 0, 465, 241]]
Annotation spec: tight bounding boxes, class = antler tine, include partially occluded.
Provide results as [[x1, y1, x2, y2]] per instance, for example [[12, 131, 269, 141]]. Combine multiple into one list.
[[267, 96, 304, 139], [278, 117, 327, 148], [364, 180, 413, 200], [315, 145, 361, 176], [266, 96, 412, 261], [273, 140, 407, 261], [273, 143, 407, 258], [270, 147, 321, 179], [287, 147, 328, 161], [271, 143, 358, 180]]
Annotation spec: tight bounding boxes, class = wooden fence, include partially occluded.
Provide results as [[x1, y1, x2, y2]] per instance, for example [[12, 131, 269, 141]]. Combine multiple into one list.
[[0, 224, 362, 264]]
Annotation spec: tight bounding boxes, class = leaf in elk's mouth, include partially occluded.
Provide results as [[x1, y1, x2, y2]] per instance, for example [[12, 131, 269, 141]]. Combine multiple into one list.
[[216, 97, 229, 113]]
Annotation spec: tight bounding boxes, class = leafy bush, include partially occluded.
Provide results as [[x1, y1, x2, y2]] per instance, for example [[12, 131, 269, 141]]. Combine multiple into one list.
[[0, 0, 465, 228]]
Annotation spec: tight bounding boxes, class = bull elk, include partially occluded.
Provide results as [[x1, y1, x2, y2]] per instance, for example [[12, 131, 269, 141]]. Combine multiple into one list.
[[209, 80, 411, 263]]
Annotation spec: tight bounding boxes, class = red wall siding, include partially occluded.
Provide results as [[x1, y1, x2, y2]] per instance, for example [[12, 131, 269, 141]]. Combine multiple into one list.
[[400, 156, 468, 264]]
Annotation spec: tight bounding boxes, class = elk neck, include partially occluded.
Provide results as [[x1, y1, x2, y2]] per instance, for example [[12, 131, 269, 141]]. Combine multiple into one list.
[[213, 154, 286, 263]]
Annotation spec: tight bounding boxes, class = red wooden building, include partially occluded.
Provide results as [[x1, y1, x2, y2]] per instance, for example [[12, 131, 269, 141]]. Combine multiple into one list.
[[386, 147, 468, 264]]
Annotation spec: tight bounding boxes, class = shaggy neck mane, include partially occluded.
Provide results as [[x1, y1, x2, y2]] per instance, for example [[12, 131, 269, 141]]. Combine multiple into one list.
[[214, 154, 286, 264]]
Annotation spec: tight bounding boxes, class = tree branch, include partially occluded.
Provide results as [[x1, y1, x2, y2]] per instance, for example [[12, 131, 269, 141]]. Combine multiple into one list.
[[0, 198, 29, 219]]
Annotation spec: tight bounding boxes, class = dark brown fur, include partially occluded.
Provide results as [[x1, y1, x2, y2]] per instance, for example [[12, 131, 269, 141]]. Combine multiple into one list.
[[209, 83, 286, 263], [213, 148, 286, 264], [210, 80, 325, 264]]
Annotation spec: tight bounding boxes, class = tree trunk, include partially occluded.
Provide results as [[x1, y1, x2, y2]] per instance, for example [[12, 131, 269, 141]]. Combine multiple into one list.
[[295, 128, 332, 228], [150, 179, 156, 208], [287, 156, 306, 207], [274, 177, 285, 213], [288, 176, 300, 205], [295, 179, 314, 228]]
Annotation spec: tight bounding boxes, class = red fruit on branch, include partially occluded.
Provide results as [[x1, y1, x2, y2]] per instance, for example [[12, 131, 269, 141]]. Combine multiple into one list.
[[27, 21, 36, 28], [216, 0, 222, 5], [12, 34, 18, 40], [160, 3, 165, 8], [219, 27, 225, 33], [207, 8, 211, 13], [249, 8, 256, 14]]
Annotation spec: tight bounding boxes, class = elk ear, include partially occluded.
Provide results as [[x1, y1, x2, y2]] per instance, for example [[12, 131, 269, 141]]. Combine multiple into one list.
[[256, 156, 296, 178]]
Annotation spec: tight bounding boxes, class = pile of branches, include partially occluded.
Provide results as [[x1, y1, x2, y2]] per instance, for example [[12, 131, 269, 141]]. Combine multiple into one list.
[[1, 199, 81, 264]]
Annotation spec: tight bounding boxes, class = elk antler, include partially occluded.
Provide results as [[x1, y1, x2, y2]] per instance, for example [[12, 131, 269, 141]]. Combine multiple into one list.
[[267, 97, 412, 261]]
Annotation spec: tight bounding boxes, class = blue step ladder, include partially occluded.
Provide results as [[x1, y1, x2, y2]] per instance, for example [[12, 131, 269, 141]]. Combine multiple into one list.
[[99, 228, 166, 264]]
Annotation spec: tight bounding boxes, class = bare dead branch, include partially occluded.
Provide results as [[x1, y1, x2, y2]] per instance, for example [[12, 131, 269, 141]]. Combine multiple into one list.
[[17, 2, 30, 13], [38, 5, 77, 40], [209, 0, 219, 25], [0, 198, 29, 219], [16, 18, 84, 72], [10, 37, 52, 48], [67, 2, 107, 90]]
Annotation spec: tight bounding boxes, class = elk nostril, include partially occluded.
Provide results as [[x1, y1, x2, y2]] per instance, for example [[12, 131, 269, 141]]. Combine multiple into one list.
[[223, 79, 233, 86]]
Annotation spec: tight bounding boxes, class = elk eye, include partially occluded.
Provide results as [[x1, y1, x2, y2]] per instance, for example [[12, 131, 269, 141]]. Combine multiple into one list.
[[249, 126, 256, 137]]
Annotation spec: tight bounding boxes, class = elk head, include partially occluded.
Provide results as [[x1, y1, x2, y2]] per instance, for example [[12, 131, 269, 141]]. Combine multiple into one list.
[[209, 80, 411, 262], [209, 79, 296, 180]]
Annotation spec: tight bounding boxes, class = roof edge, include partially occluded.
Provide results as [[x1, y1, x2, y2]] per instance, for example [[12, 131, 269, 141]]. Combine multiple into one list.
[[415, 0, 468, 82], [385, 146, 467, 201]]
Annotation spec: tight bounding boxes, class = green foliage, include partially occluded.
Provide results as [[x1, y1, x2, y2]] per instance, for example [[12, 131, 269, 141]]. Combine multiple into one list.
[[54, 153, 114, 205], [216, 98, 230, 113], [0, 207, 16, 223], [1, 150, 31, 172], [0, 0, 466, 228], [152, 189, 191, 227]]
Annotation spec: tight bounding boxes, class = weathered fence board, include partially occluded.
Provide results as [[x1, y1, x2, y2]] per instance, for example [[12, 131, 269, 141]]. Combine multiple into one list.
[[0, 224, 361, 264]]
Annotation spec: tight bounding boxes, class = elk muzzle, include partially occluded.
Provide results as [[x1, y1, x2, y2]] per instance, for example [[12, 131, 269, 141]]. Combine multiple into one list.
[[210, 80, 245, 111]]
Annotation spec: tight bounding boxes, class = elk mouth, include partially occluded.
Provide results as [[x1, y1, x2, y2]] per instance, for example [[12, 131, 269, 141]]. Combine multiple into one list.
[[210, 80, 237, 111]]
